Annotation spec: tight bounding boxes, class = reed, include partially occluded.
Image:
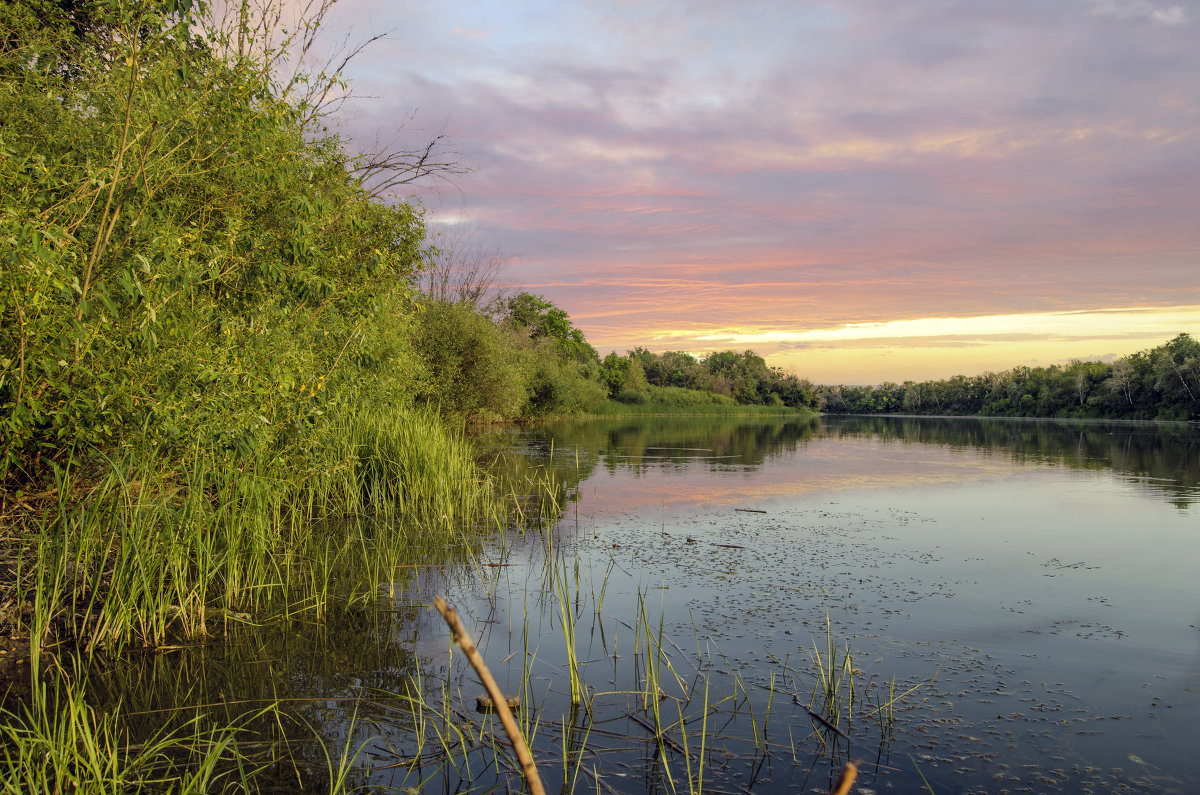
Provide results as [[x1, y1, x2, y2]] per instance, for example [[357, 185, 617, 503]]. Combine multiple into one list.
[[860, 671, 930, 738], [677, 675, 710, 795], [0, 661, 276, 794], [560, 703, 593, 792], [553, 556, 586, 706], [0, 399, 573, 792], [5, 403, 539, 655], [806, 614, 858, 736]]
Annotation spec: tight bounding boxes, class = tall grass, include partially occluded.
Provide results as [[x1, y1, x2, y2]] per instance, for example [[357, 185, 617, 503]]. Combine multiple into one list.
[[0, 660, 275, 794], [807, 614, 857, 735], [0, 400, 568, 793], [552, 557, 585, 706], [6, 405, 535, 655], [315, 405, 497, 529]]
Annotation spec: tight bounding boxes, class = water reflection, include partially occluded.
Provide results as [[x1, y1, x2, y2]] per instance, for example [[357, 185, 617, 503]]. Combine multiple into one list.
[[487, 415, 1199, 508], [70, 414, 1199, 794], [823, 416, 1200, 507], [825, 417, 1200, 511], [82, 602, 429, 791]]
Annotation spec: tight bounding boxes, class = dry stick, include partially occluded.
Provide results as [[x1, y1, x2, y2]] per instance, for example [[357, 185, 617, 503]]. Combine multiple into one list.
[[625, 712, 686, 754], [433, 595, 546, 795], [831, 761, 858, 795]]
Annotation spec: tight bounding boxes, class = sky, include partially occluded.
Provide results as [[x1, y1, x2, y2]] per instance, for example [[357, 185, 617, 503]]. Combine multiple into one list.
[[316, 0, 1199, 383]]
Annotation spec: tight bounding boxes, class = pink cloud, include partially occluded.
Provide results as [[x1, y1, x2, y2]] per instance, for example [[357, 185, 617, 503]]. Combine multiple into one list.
[[322, 0, 1200, 378]]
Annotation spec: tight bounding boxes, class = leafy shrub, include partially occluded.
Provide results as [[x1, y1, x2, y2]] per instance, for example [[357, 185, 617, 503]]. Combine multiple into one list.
[[521, 345, 607, 416], [412, 301, 528, 422], [647, 385, 737, 406], [0, 1, 427, 484]]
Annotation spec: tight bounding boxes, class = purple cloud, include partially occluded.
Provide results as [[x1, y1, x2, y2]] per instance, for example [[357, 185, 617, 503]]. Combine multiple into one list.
[[318, 0, 1199, 376]]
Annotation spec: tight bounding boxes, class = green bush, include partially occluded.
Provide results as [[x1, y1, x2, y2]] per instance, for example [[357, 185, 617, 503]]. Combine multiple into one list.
[[412, 301, 528, 422], [647, 385, 737, 406], [520, 343, 607, 416], [616, 388, 648, 404], [0, 0, 427, 485]]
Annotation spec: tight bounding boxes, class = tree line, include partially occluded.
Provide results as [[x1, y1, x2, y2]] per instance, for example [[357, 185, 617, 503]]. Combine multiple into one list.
[[817, 333, 1200, 421], [0, 0, 815, 493], [598, 348, 818, 408], [412, 296, 821, 422]]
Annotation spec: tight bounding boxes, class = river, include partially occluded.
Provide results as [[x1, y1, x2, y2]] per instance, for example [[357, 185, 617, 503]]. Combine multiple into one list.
[[97, 415, 1200, 792]]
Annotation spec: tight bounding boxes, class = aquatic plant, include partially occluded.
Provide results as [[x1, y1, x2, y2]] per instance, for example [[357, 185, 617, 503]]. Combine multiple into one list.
[[0, 660, 278, 794]]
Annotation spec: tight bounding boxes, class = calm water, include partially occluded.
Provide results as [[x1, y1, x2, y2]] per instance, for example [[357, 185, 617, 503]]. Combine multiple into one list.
[[464, 415, 1200, 793], [100, 415, 1200, 792]]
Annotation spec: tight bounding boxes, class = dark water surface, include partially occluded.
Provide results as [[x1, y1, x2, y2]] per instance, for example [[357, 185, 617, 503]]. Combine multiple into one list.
[[481, 415, 1200, 793], [99, 416, 1200, 792]]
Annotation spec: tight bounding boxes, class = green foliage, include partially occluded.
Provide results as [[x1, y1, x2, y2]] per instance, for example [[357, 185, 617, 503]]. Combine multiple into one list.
[[520, 340, 607, 416], [623, 358, 649, 393], [412, 301, 528, 422], [0, 0, 536, 657], [0, 0, 427, 484], [616, 388, 649, 404], [410, 297, 608, 422], [591, 385, 812, 416], [473, 292, 607, 418], [642, 385, 736, 407], [600, 351, 649, 398], [0, 665, 274, 795], [819, 334, 1200, 421], [600, 352, 631, 397], [598, 349, 818, 409], [499, 292, 599, 365]]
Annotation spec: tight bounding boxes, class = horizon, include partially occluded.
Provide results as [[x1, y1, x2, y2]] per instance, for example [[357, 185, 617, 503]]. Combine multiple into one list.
[[606, 320, 1197, 387], [315, 0, 1198, 383]]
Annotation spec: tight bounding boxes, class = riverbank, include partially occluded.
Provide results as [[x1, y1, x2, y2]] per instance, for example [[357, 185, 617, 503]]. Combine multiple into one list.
[[0, 406, 565, 792], [590, 398, 820, 418]]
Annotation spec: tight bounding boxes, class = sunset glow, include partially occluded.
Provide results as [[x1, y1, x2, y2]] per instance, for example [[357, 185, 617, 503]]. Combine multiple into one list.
[[589, 306, 1200, 383], [325, 0, 1198, 383]]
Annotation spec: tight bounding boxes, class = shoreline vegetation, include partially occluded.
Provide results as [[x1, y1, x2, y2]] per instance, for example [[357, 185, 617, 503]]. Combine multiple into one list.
[[0, 0, 1194, 790], [817, 333, 1200, 422], [0, 2, 820, 789]]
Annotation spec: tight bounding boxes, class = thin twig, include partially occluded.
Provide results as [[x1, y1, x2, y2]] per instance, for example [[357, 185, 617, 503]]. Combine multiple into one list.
[[433, 595, 545, 795]]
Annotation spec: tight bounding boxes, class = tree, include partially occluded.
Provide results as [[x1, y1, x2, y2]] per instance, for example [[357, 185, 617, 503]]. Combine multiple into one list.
[[1104, 359, 1135, 409], [622, 358, 649, 394], [412, 301, 526, 422], [498, 293, 598, 365], [1152, 333, 1200, 417]]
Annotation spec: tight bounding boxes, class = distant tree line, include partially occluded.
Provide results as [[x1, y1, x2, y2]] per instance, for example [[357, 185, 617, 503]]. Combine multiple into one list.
[[413, 295, 821, 420], [817, 333, 1200, 421], [597, 348, 818, 409], [411, 238, 819, 418]]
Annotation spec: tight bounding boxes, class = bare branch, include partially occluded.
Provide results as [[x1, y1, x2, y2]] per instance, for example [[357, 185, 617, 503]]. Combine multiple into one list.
[[205, 0, 469, 189], [351, 130, 472, 199], [422, 222, 510, 308]]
